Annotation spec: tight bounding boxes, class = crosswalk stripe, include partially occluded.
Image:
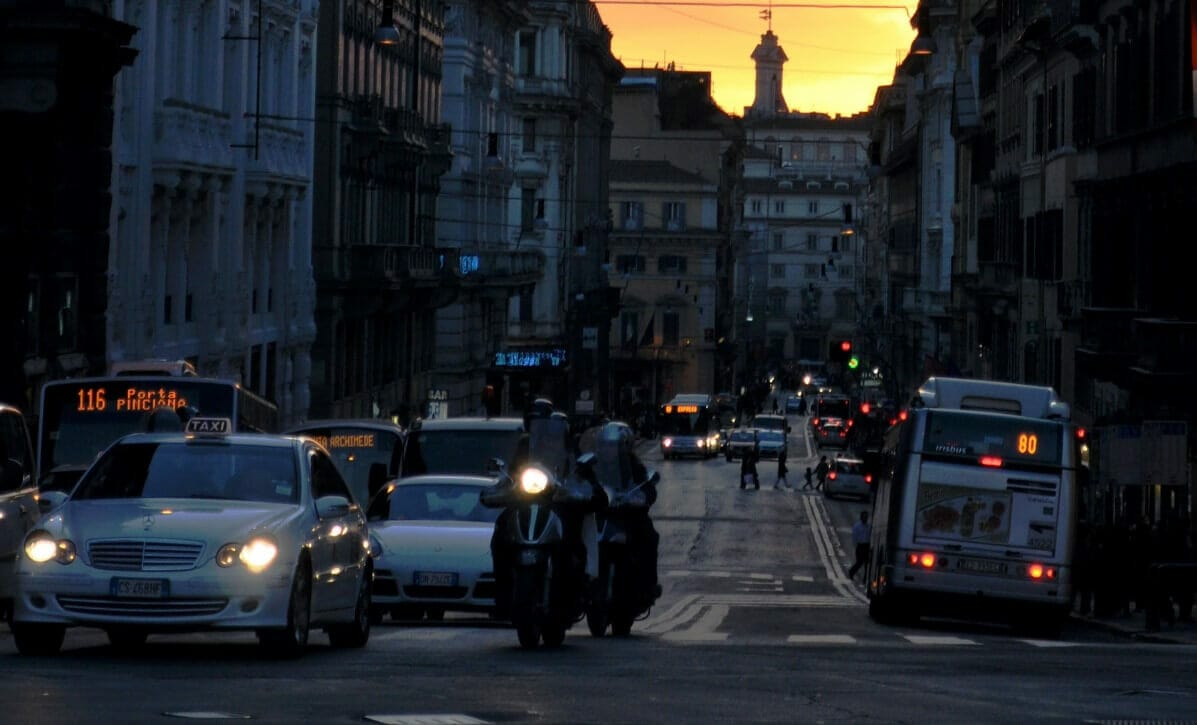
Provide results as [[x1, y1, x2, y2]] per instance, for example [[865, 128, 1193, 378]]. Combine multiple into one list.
[[698, 594, 858, 608], [660, 604, 730, 642], [902, 635, 980, 646], [786, 634, 857, 644], [1020, 639, 1081, 648]]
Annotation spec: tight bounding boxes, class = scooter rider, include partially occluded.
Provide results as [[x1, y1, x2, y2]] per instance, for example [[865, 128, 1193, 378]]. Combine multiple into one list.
[[594, 421, 661, 601], [485, 398, 604, 618]]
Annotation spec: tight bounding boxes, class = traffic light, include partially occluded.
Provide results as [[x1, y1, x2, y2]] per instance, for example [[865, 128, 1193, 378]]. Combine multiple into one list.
[[829, 339, 852, 363], [848, 354, 860, 370]]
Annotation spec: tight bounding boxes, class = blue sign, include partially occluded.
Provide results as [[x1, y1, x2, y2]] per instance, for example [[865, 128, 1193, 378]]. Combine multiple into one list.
[[459, 254, 480, 275], [493, 348, 567, 368]]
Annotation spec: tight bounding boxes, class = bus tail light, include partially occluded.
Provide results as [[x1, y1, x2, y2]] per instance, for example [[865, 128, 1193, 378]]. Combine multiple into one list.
[[908, 552, 936, 569], [979, 455, 1003, 467], [1027, 564, 1055, 580]]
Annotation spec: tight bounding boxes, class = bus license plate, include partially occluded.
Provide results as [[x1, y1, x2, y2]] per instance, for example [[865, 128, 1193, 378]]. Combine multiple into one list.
[[958, 559, 1006, 575], [414, 571, 458, 587], [110, 577, 169, 598]]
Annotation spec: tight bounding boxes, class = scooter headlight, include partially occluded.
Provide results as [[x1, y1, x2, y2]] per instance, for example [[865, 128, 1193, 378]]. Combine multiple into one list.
[[519, 467, 550, 495]]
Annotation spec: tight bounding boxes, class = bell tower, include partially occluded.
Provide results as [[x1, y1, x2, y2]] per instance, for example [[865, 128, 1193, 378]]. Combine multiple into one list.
[[748, 29, 788, 118]]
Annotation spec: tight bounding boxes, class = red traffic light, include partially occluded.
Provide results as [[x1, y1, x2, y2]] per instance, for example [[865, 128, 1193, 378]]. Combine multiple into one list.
[[840, 340, 852, 352], [861, 402, 871, 414]]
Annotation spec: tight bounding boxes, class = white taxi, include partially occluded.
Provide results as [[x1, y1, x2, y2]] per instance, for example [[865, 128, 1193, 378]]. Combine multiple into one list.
[[11, 418, 373, 657]]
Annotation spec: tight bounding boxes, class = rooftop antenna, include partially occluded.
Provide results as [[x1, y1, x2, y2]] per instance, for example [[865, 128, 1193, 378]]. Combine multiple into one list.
[[759, 0, 773, 31]]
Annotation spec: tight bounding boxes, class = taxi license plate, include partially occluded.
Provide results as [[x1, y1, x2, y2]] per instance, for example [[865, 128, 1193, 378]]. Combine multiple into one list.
[[958, 559, 1006, 575], [414, 571, 458, 587], [110, 577, 170, 598]]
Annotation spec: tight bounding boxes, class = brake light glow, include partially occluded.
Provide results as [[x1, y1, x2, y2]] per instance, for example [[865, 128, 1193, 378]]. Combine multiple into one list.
[[1027, 564, 1056, 580], [979, 455, 1003, 467], [865, 474, 873, 484], [812, 417, 821, 426], [898, 410, 908, 421], [828, 471, 838, 480], [908, 552, 936, 568]]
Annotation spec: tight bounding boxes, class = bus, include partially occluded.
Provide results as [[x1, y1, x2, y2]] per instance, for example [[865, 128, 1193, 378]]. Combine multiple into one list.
[[285, 419, 407, 509], [37, 375, 279, 493], [865, 377, 1083, 633], [658, 394, 719, 460], [809, 393, 851, 430]]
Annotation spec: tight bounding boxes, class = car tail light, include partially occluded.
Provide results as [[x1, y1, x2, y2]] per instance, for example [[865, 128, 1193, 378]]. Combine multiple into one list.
[[864, 474, 873, 484], [828, 471, 838, 480]]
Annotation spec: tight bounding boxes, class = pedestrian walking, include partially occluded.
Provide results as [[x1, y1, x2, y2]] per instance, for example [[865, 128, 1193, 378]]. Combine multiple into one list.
[[774, 451, 790, 490], [740, 444, 760, 490], [802, 466, 814, 490], [848, 511, 871, 581], [814, 455, 830, 491]]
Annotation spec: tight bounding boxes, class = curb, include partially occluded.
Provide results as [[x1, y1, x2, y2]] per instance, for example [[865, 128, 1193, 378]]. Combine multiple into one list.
[[1069, 613, 1191, 644]]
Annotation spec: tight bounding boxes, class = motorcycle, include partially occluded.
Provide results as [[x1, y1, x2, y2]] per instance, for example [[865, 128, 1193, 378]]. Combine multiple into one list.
[[587, 423, 662, 637], [480, 412, 605, 648]]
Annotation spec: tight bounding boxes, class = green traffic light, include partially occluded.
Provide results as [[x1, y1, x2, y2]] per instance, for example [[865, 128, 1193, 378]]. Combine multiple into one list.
[[848, 355, 860, 370]]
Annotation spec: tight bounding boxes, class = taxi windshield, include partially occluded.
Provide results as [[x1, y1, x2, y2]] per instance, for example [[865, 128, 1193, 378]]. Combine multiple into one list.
[[72, 442, 298, 504]]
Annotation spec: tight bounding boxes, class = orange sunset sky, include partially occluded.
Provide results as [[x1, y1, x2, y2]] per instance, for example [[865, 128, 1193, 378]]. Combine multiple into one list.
[[595, 0, 920, 118]]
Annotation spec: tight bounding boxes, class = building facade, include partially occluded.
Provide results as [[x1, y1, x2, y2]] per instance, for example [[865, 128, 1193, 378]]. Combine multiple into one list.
[[501, 0, 623, 416], [309, 0, 455, 423], [106, 0, 319, 425]]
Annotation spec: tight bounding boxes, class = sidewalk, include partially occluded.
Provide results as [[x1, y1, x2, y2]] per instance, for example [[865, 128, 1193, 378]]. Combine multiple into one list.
[[1071, 608, 1197, 644]]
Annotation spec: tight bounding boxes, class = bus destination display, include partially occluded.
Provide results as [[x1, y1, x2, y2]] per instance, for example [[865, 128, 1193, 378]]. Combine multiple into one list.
[[666, 405, 700, 414], [75, 386, 191, 413]]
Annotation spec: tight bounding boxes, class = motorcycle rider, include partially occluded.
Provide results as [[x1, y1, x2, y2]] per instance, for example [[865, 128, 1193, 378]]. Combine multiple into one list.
[[593, 421, 661, 603], [485, 398, 604, 619]]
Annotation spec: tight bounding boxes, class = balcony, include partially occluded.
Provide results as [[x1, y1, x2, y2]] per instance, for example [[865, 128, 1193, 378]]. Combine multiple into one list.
[[1129, 318, 1197, 381], [313, 244, 459, 290], [977, 260, 1019, 296], [457, 249, 545, 288]]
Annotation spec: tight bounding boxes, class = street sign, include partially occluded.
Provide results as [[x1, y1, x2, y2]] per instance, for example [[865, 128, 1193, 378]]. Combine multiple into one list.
[[1095, 421, 1188, 487]]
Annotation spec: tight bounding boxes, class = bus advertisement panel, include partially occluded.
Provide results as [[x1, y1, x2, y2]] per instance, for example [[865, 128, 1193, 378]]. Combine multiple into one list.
[[37, 377, 279, 492]]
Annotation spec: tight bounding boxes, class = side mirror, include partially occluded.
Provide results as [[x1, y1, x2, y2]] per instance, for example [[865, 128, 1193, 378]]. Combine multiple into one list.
[[576, 452, 597, 468], [486, 457, 506, 475], [37, 490, 69, 514], [647, 470, 661, 486], [315, 495, 352, 519]]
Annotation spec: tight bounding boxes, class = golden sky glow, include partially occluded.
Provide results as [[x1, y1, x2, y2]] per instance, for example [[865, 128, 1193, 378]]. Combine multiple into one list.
[[596, 0, 919, 118]]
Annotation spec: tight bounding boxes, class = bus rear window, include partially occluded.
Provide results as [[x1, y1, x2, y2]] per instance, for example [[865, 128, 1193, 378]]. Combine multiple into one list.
[[922, 411, 1063, 466]]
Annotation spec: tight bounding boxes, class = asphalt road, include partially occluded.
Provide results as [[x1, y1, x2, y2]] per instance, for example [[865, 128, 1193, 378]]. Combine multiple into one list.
[[1, 416, 1194, 724]]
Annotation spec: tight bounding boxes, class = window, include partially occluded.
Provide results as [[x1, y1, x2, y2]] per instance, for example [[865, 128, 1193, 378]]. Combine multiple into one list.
[[658, 255, 687, 274], [806, 233, 818, 251], [843, 142, 857, 162], [621, 201, 644, 230], [310, 449, 353, 502], [518, 31, 536, 76], [831, 235, 839, 253], [770, 263, 785, 279], [616, 254, 646, 273], [773, 200, 785, 215], [838, 265, 854, 279], [750, 199, 763, 214], [663, 310, 680, 346], [808, 201, 818, 215], [522, 118, 536, 151], [817, 141, 830, 161], [663, 202, 686, 231], [804, 264, 819, 279], [767, 291, 785, 315], [520, 187, 537, 231], [1031, 92, 1044, 157], [519, 290, 532, 322], [619, 310, 640, 349], [1047, 83, 1059, 151], [772, 232, 783, 251]]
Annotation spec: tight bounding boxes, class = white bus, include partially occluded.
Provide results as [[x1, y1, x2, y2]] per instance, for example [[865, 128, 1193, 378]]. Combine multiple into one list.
[[865, 377, 1084, 633]]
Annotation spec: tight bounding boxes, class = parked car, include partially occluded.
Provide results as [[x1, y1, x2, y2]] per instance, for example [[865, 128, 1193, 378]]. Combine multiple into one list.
[[724, 428, 759, 462], [755, 429, 787, 460], [11, 418, 373, 657], [823, 456, 871, 500], [367, 474, 501, 622]]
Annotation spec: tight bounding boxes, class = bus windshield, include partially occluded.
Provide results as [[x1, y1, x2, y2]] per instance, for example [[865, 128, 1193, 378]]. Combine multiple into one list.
[[38, 377, 279, 491], [657, 407, 712, 436], [286, 424, 404, 507]]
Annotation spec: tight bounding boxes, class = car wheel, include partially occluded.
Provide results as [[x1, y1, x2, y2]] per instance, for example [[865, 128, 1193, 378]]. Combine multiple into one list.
[[11, 622, 65, 656], [541, 622, 567, 648], [328, 566, 372, 648], [106, 627, 149, 651], [258, 558, 312, 658]]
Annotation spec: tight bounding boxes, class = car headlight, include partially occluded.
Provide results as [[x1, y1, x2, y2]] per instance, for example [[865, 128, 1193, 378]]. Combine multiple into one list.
[[369, 534, 384, 558], [217, 536, 279, 572], [519, 467, 550, 495], [24, 531, 76, 565], [662, 438, 673, 448], [697, 439, 705, 448]]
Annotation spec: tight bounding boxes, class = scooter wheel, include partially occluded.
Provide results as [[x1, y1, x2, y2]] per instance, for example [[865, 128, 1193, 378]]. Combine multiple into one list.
[[611, 613, 635, 637]]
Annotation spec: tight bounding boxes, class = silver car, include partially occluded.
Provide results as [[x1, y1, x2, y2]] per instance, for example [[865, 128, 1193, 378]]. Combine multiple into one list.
[[823, 456, 871, 500]]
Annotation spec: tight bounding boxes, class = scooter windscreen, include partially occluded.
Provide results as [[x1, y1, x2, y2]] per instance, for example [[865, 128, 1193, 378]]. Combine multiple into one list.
[[595, 437, 633, 494], [527, 416, 570, 479]]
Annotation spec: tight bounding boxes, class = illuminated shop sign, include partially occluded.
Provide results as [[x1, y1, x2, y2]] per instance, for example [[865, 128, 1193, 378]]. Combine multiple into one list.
[[492, 348, 567, 368]]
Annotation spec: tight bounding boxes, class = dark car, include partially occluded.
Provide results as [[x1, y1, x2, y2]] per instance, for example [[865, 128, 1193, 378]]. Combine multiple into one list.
[[724, 428, 759, 462], [816, 421, 849, 449], [755, 429, 787, 460]]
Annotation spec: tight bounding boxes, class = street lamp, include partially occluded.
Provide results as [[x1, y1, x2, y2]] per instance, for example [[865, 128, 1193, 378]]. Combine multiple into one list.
[[374, 0, 400, 45]]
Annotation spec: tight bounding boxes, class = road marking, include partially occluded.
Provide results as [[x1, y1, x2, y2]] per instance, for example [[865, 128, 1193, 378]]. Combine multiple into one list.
[[800, 493, 869, 604], [639, 593, 703, 633], [747, 572, 774, 580], [1020, 639, 1081, 648], [698, 594, 855, 608], [163, 714, 251, 720], [786, 634, 857, 644], [365, 716, 491, 725], [902, 635, 980, 646], [660, 604, 730, 642], [791, 575, 814, 582], [373, 628, 464, 642]]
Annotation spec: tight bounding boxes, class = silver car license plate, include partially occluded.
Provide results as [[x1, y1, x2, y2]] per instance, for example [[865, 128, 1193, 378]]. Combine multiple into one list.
[[110, 577, 170, 598], [414, 571, 458, 587]]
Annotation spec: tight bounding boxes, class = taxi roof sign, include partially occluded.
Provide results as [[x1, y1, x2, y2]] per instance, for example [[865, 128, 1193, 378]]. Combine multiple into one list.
[[185, 417, 232, 435]]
